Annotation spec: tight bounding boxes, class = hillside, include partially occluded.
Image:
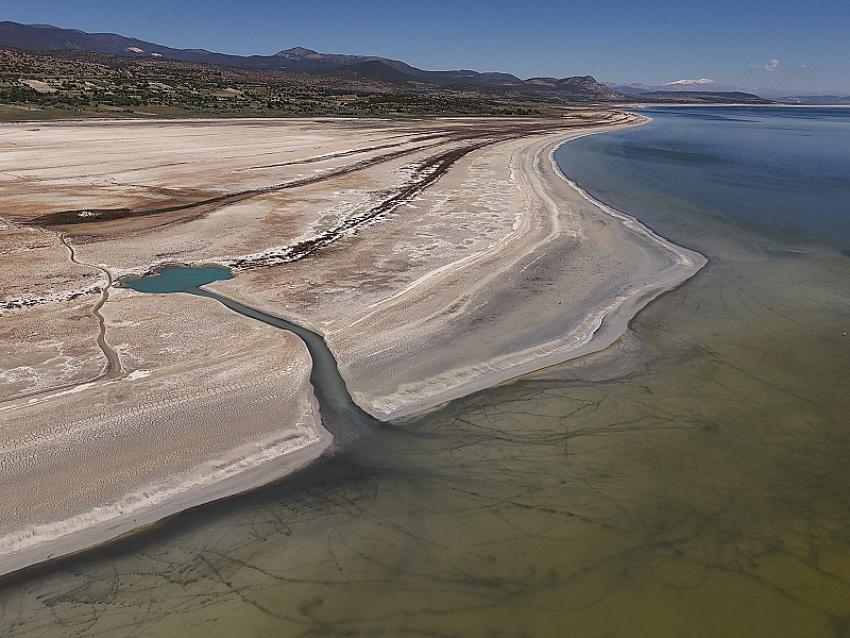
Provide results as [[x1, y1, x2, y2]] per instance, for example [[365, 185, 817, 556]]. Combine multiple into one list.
[[0, 21, 616, 101], [630, 90, 772, 104], [0, 20, 776, 118], [0, 47, 560, 119]]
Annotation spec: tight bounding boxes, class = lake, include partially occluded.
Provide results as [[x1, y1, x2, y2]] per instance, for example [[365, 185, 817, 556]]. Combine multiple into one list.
[[2, 107, 848, 637]]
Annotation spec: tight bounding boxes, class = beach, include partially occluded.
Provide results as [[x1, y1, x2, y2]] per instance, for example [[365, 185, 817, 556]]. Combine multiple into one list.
[[0, 112, 703, 577], [209, 125, 704, 419]]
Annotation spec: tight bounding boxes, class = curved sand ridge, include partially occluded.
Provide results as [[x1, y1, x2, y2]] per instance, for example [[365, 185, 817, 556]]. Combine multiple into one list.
[[208, 119, 705, 420], [359, 130, 705, 417], [0, 114, 704, 578]]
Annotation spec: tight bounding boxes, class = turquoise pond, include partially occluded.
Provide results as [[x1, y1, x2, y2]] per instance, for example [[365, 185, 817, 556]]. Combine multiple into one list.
[[122, 266, 233, 293]]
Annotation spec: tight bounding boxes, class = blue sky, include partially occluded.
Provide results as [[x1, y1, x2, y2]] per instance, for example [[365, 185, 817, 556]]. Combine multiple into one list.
[[3, 0, 849, 92]]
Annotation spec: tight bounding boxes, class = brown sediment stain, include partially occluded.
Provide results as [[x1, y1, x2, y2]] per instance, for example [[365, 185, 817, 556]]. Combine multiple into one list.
[[241, 132, 452, 171], [228, 139, 499, 270], [26, 140, 447, 230], [224, 117, 639, 270], [26, 118, 629, 235]]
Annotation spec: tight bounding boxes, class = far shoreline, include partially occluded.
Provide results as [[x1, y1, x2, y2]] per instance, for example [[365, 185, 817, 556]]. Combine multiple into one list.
[[621, 102, 850, 109]]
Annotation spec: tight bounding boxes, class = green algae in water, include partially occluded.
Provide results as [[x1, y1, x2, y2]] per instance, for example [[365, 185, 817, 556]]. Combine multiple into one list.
[[1, 108, 849, 637]]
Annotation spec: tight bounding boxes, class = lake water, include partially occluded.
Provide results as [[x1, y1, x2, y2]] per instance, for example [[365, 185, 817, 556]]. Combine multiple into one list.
[[555, 106, 850, 249], [122, 265, 233, 293], [1, 107, 848, 637]]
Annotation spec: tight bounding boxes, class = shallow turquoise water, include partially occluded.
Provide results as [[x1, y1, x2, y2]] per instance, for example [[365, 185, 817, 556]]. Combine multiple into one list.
[[122, 265, 233, 293], [1, 108, 848, 637]]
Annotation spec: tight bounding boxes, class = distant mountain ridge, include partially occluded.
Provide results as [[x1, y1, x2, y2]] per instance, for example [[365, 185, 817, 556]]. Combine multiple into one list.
[[607, 80, 745, 94], [0, 21, 616, 99], [607, 79, 849, 105], [777, 94, 850, 105], [630, 91, 772, 104], [1, 21, 795, 105]]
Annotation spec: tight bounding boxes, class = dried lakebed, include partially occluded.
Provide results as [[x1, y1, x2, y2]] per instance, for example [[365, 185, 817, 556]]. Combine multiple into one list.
[[0, 114, 703, 579]]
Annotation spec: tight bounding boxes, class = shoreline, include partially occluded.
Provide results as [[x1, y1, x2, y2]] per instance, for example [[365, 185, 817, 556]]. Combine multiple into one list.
[[358, 123, 706, 420], [0, 289, 333, 580], [0, 410, 332, 580], [620, 102, 850, 109], [0, 116, 705, 581]]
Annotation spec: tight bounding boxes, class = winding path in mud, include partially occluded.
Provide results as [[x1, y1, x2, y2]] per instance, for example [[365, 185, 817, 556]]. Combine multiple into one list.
[[59, 235, 123, 378], [0, 232, 124, 407]]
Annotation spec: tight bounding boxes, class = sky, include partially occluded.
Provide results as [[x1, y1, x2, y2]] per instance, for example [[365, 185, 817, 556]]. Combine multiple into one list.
[[3, 0, 849, 93]]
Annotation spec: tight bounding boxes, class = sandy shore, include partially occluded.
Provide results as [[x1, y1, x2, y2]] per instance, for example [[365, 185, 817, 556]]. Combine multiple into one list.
[[375, 131, 706, 417], [0, 291, 331, 578], [0, 113, 703, 578], [207, 122, 705, 419]]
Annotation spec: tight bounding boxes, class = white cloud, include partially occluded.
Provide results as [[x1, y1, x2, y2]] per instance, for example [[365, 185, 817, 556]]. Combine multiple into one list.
[[764, 58, 780, 72], [665, 78, 716, 86]]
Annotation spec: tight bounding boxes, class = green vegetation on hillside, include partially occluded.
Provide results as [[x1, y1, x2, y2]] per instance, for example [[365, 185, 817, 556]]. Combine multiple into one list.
[[0, 48, 556, 119]]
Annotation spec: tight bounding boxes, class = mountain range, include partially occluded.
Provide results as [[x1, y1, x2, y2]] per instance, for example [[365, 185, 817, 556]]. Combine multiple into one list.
[[608, 79, 742, 94], [2, 21, 813, 105], [0, 21, 618, 100], [607, 79, 850, 105]]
